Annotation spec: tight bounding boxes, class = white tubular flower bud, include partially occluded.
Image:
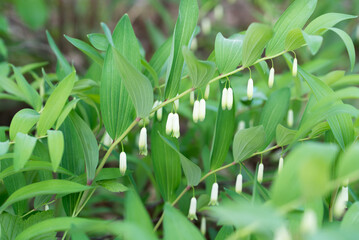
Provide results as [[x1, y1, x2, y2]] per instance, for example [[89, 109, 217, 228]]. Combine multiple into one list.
[[119, 151, 127, 176], [247, 78, 253, 100], [226, 87, 233, 110], [343, 186, 349, 203], [156, 101, 163, 121], [150, 100, 159, 118], [300, 209, 317, 235], [173, 113, 180, 139], [44, 204, 49, 211], [235, 173, 243, 194], [257, 163, 264, 183], [200, 217, 206, 235], [214, 4, 224, 20], [138, 127, 147, 156], [190, 91, 195, 105], [187, 197, 197, 220], [201, 17, 211, 35], [274, 225, 292, 240], [166, 113, 174, 135], [287, 109, 294, 128], [268, 67, 275, 88], [238, 120, 245, 131], [204, 84, 210, 100], [199, 99, 206, 122], [221, 88, 228, 110], [193, 100, 200, 123], [103, 132, 113, 147], [292, 58, 298, 77], [174, 94, 179, 111], [209, 182, 219, 206], [191, 37, 198, 51], [278, 157, 284, 173], [334, 186, 348, 218]]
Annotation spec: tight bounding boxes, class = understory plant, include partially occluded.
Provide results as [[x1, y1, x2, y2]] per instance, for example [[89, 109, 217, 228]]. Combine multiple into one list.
[[0, 0, 359, 239]]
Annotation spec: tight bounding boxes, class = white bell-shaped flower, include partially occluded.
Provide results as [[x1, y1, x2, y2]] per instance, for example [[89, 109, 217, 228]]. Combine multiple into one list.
[[193, 100, 200, 123], [268, 67, 275, 88], [201, 17, 211, 35], [226, 87, 233, 110], [334, 186, 349, 218], [292, 58, 298, 77], [174, 94, 179, 111], [173, 113, 180, 139], [204, 84, 210, 100], [214, 4, 224, 20], [191, 37, 198, 51], [166, 113, 174, 135], [103, 131, 113, 147], [119, 151, 127, 176], [209, 182, 219, 206], [221, 88, 228, 110], [238, 120, 245, 131], [257, 163, 264, 183], [300, 209, 317, 235], [156, 101, 163, 121], [200, 217, 206, 235], [44, 204, 49, 211], [247, 78, 253, 100], [278, 157, 284, 173], [190, 91, 195, 105], [199, 99, 206, 121], [235, 173, 243, 194], [187, 197, 197, 220], [274, 225, 292, 240], [287, 109, 294, 128], [138, 127, 147, 156]]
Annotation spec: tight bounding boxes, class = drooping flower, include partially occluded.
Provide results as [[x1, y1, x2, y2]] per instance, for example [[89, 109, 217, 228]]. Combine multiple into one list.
[[221, 88, 228, 110], [190, 91, 195, 105], [287, 109, 294, 128], [103, 131, 113, 147], [209, 182, 219, 206], [156, 101, 163, 121], [257, 163, 264, 183], [173, 113, 180, 138], [334, 186, 349, 218], [204, 84, 210, 100], [268, 67, 275, 88], [44, 204, 49, 211], [292, 58, 298, 77], [274, 225, 292, 240], [214, 4, 223, 20], [187, 197, 197, 220], [226, 87, 233, 110], [174, 94, 179, 111], [238, 120, 245, 131], [138, 127, 147, 156], [191, 37, 198, 51], [119, 151, 127, 176], [300, 209, 317, 235], [200, 217, 206, 235], [235, 173, 243, 194], [278, 157, 283, 173], [247, 78, 253, 100], [201, 17, 211, 35], [166, 113, 174, 135], [193, 100, 200, 123], [199, 99, 206, 121]]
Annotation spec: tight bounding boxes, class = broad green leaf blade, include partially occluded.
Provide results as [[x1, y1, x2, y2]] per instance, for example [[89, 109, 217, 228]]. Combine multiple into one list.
[[276, 124, 297, 147], [151, 111, 181, 201], [342, 202, 359, 229], [285, 28, 306, 51], [335, 87, 359, 100], [141, 58, 159, 88], [12, 66, 42, 111], [305, 13, 357, 35], [9, 108, 39, 140], [112, 47, 154, 118], [147, 37, 172, 80], [0, 76, 24, 99], [164, 0, 199, 99], [266, 0, 317, 56], [215, 226, 234, 240], [0, 161, 73, 180], [215, 32, 243, 74], [302, 31, 323, 55], [210, 81, 236, 170], [65, 35, 104, 66], [242, 23, 272, 67], [271, 143, 338, 206], [97, 180, 128, 193], [37, 71, 76, 136], [163, 203, 204, 240], [182, 47, 216, 88], [232, 126, 266, 162], [55, 98, 80, 129], [0, 212, 24, 239], [329, 27, 356, 71], [0, 140, 9, 156], [47, 130, 64, 172], [0, 180, 92, 213], [125, 189, 153, 233], [159, 133, 201, 186], [14, 0, 48, 30], [337, 143, 359, 181], [14, 133, 37, 171], [259, 88, 290, 148], [87, 33, 108, 51]]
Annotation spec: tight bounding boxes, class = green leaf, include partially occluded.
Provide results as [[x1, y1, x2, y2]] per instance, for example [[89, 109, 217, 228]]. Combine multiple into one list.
[[14, 133, 37, 171], [182, 47, 216, 88], [302, 31, 323, 55], [164, 0, 199, 99], [328, 27, 356, 71], [0, 140, 9, 156], [337, 143, 359, 181], [151, 111, 181, 201], [112, 47, 154, 118], [214, 32, 243, 74], [242, 23, 272, 67], [159, 133, 201, 186], [12, 66, 42, 111], [215, 226, 234, 240], [47, 130, 64, 172], [0, 161, 73, 180], [9, 109, 39, 140], [0, 212, 24, 240], [0, 76, 24, 99], [55, 98, 80, 129], [266, 0, 317, 56], [276, 124, 297, 147], [14, 0, 48, 30], [163, 203, 204, 240], [232, 126, 266, 162], [97, 180, 128, 193], [305, 13, 357, 35], [286, 28, 323, 55], [0, 180, 92, 213], [87, 33, 108, 51], [259, 88, 290, 148], [37, 71, 76, 136], [65, 35, 103, 66], [210, 81, 236, 170], [335, 87, 359, 100], [146, 37, 172, 81], [342, 202, 359, 229]]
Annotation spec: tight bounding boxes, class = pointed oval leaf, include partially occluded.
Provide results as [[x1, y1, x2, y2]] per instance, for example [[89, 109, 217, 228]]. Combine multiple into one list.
[[55, 98, 80, 129], [9, 108, 39, 140], [305, 13, 357, 35], [276, 124, 297, 147], [47, 130, 64, 172], [14, 133, 37, 171], [87, 33, 108, 51], [65, 35, 103, 66], [215, 32, 243, 74]]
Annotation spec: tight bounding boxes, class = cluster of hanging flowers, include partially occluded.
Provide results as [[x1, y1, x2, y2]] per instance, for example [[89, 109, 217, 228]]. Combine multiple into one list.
[[193, 98, 206, 123], [166, 112, 180, 138], [221, 87, 233, 110]]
